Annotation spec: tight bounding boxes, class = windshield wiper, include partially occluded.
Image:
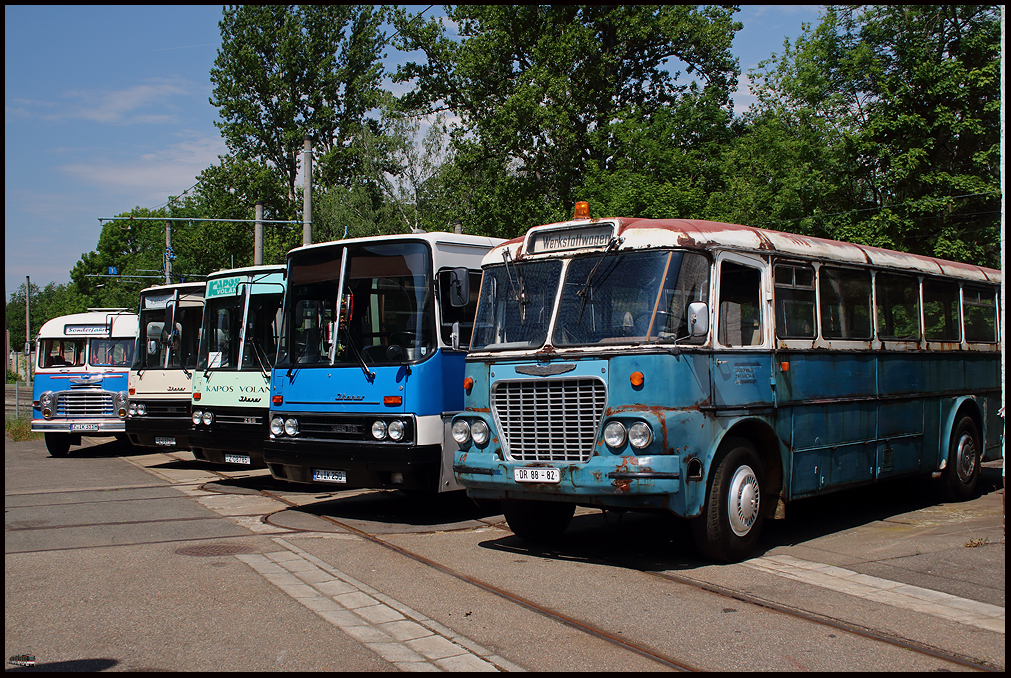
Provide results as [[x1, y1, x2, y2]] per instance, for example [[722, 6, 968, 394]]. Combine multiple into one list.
[[250, 339, 271, 378], [576, 237, 622, 323], [341, 326, 375, 382], [501, 249, 529, 325]]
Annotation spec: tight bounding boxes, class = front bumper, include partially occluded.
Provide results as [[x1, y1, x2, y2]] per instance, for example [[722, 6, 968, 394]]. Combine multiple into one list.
[[264, 437, 443, 492], [126, 416, 193, 449], [453, 450, 682, 511], [31, 418, 125, 434], [190, 424, 267, 467]]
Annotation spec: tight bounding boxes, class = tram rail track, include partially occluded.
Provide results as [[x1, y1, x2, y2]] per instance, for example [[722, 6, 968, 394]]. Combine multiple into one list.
[[187, 460, 1001, 673]]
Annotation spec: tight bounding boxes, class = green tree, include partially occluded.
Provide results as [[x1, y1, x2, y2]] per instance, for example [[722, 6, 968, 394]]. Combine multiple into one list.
[[6, 280, 89, 350], [739, 5, 1001, 267], [210, 5, 389, 207], [392, 5, 742, 220]]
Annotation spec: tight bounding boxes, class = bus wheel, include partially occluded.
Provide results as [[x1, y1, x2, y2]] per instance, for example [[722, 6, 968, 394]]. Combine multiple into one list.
[[45, 433, 72, 457], [503, 499, 574, 544], [692, 438, 764, 563], [944, 416, 981, 501]]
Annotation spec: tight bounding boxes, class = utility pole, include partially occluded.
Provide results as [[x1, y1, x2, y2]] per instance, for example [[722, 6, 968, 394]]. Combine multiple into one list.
[[303, 135, 313, 246], [255, 202, 264, 266], [165, 221, 172, 284], [24, 275, 30, 384]]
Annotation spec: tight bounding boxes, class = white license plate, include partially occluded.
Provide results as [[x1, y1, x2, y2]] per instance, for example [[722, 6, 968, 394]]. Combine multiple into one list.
[[155, 436, 176, 447], [224, 454, 251, 465], [71, 423, 99, 432], [313, 469, 347, 483], [514, 467, 560, 484]]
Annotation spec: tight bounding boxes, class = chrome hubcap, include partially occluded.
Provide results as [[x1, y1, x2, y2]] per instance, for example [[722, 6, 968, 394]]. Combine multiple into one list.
[[728, 464, 760, 537], [956, 433, 977, 483]]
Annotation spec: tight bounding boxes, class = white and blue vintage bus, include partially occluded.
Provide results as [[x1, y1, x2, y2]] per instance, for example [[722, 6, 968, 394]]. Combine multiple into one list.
[[451, 207, 1002, 561], [190, 265, 286, 467], [32, 309, 138, 457], [264, 232, 503, 492]]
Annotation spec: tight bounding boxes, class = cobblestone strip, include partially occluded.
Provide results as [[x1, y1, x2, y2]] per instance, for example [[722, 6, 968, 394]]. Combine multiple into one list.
[[746, 554, 1005, 634], [235, 537, 525, 672]]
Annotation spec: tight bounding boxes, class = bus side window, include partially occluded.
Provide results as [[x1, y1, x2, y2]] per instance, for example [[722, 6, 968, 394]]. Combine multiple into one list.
[[774, 264, 815, 339], [718, 261, 763, 347], [820, 267, 872, 340], [876, 272, 921, 341], [923, 279, 960, 342], [963, 286, 997, 343]]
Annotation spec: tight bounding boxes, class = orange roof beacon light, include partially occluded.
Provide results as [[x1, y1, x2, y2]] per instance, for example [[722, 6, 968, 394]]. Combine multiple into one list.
[[573, 201, 591, 219]]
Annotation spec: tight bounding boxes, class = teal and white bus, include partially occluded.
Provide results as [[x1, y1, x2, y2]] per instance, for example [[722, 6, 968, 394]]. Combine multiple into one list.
[[451, 209, 1002, 561], [190, 265, 285, 467]]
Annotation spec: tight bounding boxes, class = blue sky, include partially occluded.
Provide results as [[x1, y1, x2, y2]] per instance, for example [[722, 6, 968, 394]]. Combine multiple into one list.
[[5, 5, 822, 301]]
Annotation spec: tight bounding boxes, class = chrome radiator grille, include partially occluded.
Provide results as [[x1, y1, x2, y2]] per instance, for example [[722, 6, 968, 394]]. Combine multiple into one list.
[[492, 378, 606, 463], [56, 392, 113, 417]]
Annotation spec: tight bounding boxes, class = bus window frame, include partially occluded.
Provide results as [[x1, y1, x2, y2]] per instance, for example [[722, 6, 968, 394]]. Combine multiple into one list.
[[873, 270, 923, 352], [714, 252, 770, 351]]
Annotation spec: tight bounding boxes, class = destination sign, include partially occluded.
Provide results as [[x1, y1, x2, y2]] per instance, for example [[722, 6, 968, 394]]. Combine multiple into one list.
[[64, 324, 109, 336], [207, 276, 242, 298], [529, 224, 614, 253]]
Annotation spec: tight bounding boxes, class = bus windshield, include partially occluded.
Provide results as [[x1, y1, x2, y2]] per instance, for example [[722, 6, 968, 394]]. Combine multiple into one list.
[[277, 242, 434, 367], [89, 338, 135, 367], [471, 260, 562, 351], [136, 306, 202, 370], [553, 250, 709, 346]]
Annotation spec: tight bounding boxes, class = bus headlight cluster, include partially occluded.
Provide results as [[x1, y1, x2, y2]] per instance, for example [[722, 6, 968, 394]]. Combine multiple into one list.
[[452, 419, 490, 446], [40, 391, 55, 419], [270, 416, 298, 437], [115, 392, 129, 419], [371, 419, 406, 441], [191, 409, 214, 426], [128, 402, 147, 417], [603, 421, 653, 450]]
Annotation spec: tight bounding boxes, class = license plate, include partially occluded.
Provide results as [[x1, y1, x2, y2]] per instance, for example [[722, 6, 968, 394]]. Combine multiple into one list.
[[514, 467, 560, 484], [312, 468, 347, 483], [224, 454, 251, 465], [155, 436, 176, 447], [71, 423, 99, 432]]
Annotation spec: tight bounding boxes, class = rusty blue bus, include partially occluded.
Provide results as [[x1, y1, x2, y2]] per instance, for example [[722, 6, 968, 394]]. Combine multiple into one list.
[[451, 208, 1002, 561]]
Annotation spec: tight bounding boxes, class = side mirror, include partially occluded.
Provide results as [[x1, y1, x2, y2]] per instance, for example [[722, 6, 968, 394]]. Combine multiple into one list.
[[147, 339, 159, 356], [451, 321, 461, 351], [687, 302, 709, 337], [448, 268, 469, 308]]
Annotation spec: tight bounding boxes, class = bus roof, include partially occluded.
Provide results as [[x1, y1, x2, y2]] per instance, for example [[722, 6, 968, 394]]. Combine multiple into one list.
[[494, 217, 1001, 284], [37, 310, 138, 340], [206, 264, 286, 280], [288, 232, 504, 259]]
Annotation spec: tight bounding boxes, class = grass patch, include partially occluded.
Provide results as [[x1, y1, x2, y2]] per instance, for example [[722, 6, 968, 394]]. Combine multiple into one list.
[[964, 536, 990, 548], [4, 416, 42, 442]]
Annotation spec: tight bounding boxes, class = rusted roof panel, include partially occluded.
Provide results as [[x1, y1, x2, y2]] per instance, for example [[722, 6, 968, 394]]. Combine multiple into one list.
[[489, 217, 1000, 284]]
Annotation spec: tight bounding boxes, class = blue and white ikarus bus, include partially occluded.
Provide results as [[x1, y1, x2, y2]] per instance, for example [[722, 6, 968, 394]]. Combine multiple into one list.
[[32, 309, 139, 457], [264, 232, 503, 492]]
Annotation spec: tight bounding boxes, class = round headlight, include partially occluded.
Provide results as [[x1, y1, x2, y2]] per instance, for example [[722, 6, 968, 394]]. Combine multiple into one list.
[[40, 391, 54, 409], [471, 420, 490, 445], [452, 419, 471, 444], [284, 418, 298, 437], [192, 409, 203, 425], [371, 420, 387, 440], [603, 421, 627, 448], [270, 417, 284, 436], [129, 403, 137, 416], [137, 403, 147, 416], [628, 422, 653, 449], [202, 411, 214, 426], [388, 420, 405, 441]]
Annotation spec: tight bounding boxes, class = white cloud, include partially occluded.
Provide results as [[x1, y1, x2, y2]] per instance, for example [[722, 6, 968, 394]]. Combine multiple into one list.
[[16, 78, 197, 125]]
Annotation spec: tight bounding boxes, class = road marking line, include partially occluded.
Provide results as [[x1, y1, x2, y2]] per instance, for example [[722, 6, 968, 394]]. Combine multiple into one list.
[[746, 554, 1005, 634], [235, 537, 525, 672]]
